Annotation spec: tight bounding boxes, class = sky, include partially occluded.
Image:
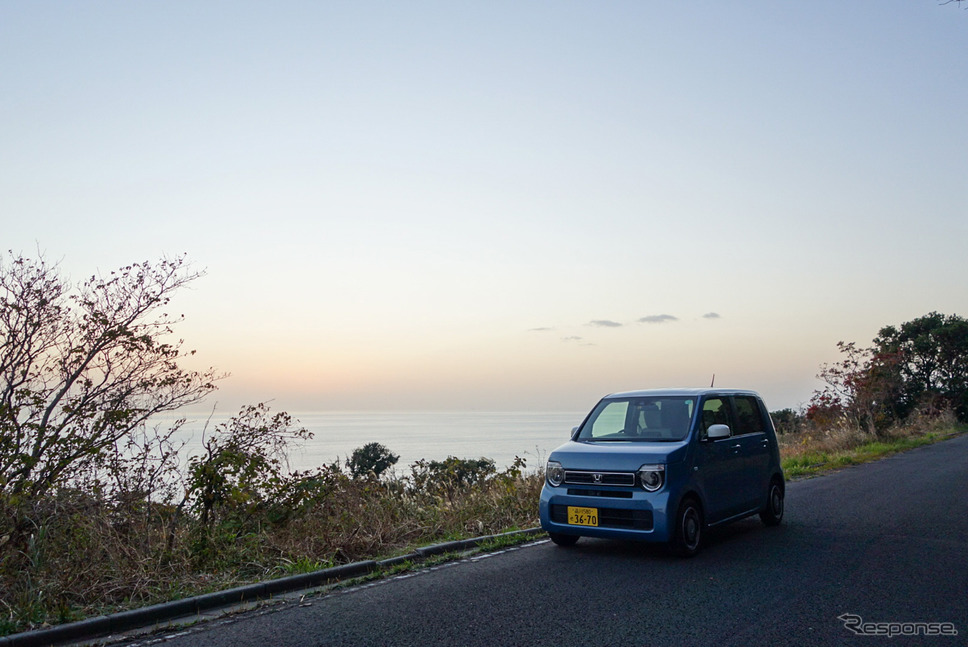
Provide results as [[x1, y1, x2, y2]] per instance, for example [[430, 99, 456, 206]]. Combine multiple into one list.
[[2, 1, 966, 414]]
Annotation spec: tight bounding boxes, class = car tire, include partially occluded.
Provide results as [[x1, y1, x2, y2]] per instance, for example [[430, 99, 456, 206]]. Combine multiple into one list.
[[759, 479, 784, 526], [549, 532, 579, 547], [669, 496, 703, 558]]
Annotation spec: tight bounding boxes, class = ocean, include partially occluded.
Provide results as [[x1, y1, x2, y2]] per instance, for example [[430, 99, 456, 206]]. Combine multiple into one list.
[[168, 411, 586, 474]]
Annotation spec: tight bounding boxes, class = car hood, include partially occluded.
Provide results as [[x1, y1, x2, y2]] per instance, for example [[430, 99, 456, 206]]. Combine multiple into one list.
[[548, 439, 689, 470]]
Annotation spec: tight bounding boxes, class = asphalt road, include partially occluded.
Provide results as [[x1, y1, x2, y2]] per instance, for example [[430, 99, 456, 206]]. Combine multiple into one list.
[[115, 434, 968, 647]]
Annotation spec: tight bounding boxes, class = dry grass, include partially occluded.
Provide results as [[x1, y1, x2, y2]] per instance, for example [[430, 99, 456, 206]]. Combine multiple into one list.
[[0, 461, 543, 636], [777, 410, 963, 478]]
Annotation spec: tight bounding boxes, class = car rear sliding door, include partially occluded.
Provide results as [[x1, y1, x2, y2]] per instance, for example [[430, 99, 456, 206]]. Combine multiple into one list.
[[731, 395, 772, 511]]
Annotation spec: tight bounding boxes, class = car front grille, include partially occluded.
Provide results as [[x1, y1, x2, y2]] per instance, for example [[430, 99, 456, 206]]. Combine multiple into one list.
[[563, 470, 635, 487], [550, 504, 653, 531], [567, 488, 633, 499]]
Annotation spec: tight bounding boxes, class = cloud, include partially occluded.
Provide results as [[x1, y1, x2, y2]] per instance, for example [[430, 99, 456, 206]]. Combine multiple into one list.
[[528, 327, 555, 332], [638, 314, 678, 324], [563, 336, 596, 346], [702, 312, 721, 319], [587, 320, 623, 328]]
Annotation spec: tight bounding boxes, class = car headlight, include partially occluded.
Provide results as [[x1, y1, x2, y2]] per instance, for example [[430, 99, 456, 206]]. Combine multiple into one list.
[[546, 460, 565, 487], [638, 464, 665, 492]]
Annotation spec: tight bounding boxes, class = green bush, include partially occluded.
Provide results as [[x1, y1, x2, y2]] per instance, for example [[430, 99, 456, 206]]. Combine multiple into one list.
[[346, 442, 399, 479]]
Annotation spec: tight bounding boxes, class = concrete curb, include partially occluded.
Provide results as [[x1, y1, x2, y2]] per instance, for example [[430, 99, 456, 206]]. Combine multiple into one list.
[[0, 527, 545, 647], [414, 527, 543, 557]]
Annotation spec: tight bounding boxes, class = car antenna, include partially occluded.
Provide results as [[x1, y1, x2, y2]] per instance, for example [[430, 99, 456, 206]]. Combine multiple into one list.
[[710, 373, 715, 387]]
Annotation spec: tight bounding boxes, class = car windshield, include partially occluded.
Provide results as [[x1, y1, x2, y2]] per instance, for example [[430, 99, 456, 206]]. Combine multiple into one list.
[[577, 396, 695, 442]]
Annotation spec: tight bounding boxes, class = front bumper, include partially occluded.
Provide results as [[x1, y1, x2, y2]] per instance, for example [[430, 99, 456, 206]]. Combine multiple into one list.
[[538, 482, 675, 543]]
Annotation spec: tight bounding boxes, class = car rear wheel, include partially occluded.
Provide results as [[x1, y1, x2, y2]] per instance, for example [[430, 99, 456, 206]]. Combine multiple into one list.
[[759, 479, 784, 526], [549, 532, 579, 547], [669, 497, 703, 557]]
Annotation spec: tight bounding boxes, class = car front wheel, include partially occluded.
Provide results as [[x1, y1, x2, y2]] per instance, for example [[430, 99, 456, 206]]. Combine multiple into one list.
[[759, 480, 784, 526], [669, 497, 703, 557], [549, 532, 579, 547]]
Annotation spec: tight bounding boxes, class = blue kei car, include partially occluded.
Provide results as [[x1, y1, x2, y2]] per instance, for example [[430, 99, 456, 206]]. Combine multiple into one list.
[[539, 388, 785, 557]]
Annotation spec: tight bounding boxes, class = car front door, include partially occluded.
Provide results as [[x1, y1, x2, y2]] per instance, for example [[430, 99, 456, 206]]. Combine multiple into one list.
[[694, 396, 745, 522]]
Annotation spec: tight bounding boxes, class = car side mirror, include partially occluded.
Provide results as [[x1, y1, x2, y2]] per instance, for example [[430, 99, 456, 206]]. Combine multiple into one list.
[[707, 424, 731, 440]]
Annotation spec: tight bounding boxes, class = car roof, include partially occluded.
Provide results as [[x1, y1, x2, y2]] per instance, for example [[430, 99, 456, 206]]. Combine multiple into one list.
[[603, 388, 762, 399]]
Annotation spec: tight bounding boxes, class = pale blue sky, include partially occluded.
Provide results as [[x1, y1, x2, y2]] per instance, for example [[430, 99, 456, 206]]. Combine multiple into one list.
[[2, 1, 966, 413]]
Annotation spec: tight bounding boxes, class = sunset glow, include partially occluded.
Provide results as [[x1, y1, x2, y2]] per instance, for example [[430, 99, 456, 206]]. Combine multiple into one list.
[[3, 1, 966, 415]]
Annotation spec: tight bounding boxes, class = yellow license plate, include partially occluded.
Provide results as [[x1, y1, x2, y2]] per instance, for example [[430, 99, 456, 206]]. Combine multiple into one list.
[[567, 506, 599, 527]]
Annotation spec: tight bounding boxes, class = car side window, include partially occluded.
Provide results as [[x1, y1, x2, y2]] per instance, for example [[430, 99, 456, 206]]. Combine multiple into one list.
[[734, 397, 766, 436], [700, 397, 732, 439]]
